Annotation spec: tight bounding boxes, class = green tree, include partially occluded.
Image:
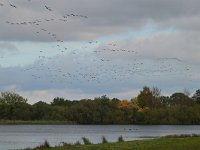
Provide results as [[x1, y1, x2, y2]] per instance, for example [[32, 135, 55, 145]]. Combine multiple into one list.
[[170, 92, 193, 106], [32, 101, 52, 120], [192, 89, 200, 104], [0, 92, 27, 105], [137, 86, 161, 110], [137, 86, 153, 109], [51, 97, 73, 107], [0, 92, 29, 120]]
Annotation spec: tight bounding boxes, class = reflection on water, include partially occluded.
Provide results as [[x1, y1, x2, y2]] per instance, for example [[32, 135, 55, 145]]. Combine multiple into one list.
[[0, 125, 200, 150]]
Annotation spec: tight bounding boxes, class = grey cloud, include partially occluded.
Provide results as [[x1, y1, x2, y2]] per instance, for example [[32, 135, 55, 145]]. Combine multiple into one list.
[[95, 30, 200, 64], [0, 46, 196, 93], [1, 0, 200, 41], [0, 0, 199, 102]]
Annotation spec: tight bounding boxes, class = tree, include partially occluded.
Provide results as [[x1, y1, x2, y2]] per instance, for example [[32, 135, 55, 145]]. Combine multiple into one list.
[[152, 87, 161, 98], [183, 88, 191, 96], [0, 92, 29, 120], [117, 100, 133, 110], [32, 101, 52, 120], [51, 97, 72, 107], [192, 89, 200, 104], [137, 86, 153, 109], [170, 92, 193, 106], [137, 86, 161, 110], [94, 95, 112, 124], [160, 96, 171, 107], [0, 92, 27, 105], [151, 87, 162, 109]]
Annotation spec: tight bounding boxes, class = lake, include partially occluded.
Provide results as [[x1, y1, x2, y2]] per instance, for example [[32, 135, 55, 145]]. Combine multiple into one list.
[[0, 125, 200, 150]]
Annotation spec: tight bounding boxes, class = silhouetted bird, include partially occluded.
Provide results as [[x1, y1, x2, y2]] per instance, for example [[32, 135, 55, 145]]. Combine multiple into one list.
[[45, 5, 52, 11], [10, 4, 17, 8]]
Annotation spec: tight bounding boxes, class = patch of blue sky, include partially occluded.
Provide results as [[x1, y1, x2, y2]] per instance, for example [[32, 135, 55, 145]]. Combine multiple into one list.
[[96, 24, 177, 43], [0, 42, 55, 67], [0, 24, 177, 67], [0, 41, 94, 67]]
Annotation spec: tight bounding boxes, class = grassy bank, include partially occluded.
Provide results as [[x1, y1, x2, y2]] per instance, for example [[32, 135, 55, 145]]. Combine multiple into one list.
[[0, 120, 75, 125], [26, 135, 200, 150]]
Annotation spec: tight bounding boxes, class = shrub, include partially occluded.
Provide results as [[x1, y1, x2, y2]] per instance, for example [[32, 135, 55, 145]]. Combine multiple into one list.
[[118, 135, 124, 142], [35, 140, 50, 149], [102, 136, 108, 144], [82, 137, 92, 145], [74, 140, 81, 145]]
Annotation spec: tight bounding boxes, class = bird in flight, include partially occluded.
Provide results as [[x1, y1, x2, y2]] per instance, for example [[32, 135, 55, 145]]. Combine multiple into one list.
[[45, 5, 52, 11], [10, 4, 17, 8]]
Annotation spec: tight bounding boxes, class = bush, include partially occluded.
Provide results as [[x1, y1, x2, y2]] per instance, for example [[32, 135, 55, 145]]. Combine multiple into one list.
[[102, 136, 108, 144], [35, 140, 50, 149], [118, 135, 124, 142], [82, 137, 92, 145], [74, 140, 81, 145]]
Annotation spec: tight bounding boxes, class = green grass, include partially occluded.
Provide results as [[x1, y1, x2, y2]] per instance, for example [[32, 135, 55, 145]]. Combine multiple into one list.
[[0, 120, 75, 125], [27, 136, 200, 150]]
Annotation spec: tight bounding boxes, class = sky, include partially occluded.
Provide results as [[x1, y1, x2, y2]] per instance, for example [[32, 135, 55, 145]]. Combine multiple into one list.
[[0, 0, 199, 103]]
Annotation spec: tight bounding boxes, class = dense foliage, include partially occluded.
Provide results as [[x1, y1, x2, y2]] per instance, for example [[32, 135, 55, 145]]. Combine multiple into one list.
[[0, 87, 200, 124]]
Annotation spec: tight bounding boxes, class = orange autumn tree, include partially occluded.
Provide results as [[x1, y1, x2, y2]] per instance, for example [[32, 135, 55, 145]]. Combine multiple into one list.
[[117, 99, 133, 110]]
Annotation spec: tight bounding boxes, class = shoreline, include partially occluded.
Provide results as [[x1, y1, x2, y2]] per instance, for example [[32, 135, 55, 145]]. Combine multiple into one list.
[[25, 135, 200, 150], [0, 120, 200, 125], [0, 120, 75, 125]]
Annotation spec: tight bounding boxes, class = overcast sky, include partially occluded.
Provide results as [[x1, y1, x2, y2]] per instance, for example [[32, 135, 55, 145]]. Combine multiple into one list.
[[0, 0, 199, 103]]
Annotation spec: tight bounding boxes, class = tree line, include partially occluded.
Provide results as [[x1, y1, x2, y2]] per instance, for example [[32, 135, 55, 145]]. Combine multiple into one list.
[[0, 87, 200, 124]]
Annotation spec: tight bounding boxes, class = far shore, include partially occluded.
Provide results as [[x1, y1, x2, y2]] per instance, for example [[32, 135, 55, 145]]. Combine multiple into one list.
[[1, 120, 200, 125], [0, 120, 75, 125]]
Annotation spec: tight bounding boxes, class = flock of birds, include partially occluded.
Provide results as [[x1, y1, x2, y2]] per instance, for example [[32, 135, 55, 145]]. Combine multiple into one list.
[[0, 0, 192, 87]]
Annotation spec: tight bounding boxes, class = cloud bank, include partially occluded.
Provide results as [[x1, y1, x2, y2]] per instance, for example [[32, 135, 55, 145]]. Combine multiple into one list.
[[0, 0, 199, 102]]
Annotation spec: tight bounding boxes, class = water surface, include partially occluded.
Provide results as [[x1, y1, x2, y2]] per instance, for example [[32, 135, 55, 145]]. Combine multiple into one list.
[[0, 125, 200, 150]]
